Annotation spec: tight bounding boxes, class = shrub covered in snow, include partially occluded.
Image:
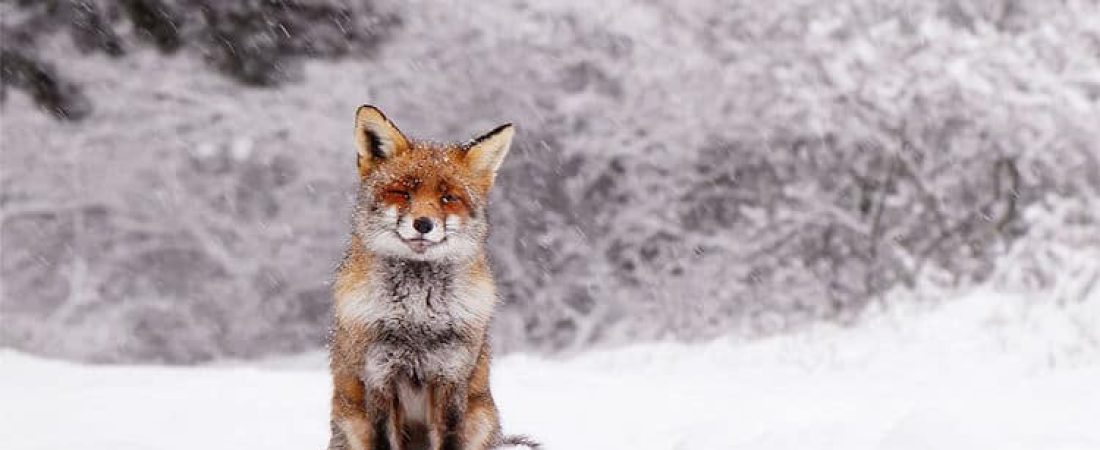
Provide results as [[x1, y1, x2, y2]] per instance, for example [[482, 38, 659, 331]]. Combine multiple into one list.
[[1, 0, 397, 118], [1, 0, 1098, 362]]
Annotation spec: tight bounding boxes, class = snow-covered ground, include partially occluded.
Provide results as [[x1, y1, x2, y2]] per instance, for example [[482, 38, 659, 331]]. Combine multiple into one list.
[[2, 287, 1098, 450]]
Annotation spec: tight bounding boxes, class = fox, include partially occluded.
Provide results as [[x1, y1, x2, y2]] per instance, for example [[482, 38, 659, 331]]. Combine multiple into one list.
[[327, 105, 538, 450]]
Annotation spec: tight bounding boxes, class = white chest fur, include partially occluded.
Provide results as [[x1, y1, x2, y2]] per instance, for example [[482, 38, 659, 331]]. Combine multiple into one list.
[[337, 260, 496, 391]]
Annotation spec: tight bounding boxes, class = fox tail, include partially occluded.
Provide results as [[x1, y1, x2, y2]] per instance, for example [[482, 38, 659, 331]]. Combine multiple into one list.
[[497, 434, 541, 449]]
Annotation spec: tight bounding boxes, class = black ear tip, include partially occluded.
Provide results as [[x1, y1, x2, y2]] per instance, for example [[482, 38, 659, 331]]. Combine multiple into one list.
[[465, 123, 516, 149], [486, 123, 516, 138], [355, 104, 387, 120]]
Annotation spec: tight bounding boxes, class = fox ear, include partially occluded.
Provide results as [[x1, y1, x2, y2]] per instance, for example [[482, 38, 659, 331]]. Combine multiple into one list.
[[354, 105, 409, 177], [464, 124, 514, 180]]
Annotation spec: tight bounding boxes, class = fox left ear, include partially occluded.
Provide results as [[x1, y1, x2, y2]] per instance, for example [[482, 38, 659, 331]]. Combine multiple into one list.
[[464, 123, 515, 180], [355, 105, 409, 178]]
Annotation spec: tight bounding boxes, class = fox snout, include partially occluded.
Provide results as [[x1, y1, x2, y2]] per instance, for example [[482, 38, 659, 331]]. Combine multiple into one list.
[[412, 217, 433, 234], [394, 211, 447, 247]]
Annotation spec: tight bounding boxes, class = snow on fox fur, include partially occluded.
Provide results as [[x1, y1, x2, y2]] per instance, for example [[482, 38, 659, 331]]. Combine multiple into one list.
[[328, 106, 536, 449]]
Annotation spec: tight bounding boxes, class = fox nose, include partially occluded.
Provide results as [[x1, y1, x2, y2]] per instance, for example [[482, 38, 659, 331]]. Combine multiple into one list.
[[412, 217, 434, 234]]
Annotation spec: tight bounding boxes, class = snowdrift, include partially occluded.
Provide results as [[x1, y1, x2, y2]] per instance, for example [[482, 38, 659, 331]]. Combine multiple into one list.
[[2, 287, 1097, 450]]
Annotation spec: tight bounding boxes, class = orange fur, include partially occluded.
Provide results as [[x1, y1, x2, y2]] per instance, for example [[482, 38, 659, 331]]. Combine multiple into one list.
[[328, 106, 528, 450]]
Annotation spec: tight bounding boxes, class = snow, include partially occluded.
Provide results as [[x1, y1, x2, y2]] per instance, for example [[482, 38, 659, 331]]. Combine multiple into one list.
[[2, 287, 1098, 450]]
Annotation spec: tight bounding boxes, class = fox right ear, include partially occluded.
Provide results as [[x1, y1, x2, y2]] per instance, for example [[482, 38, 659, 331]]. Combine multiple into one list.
[[354, 105, 409, 177]]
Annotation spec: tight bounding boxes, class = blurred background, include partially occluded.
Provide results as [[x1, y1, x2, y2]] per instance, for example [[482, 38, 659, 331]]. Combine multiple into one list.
[[2, 0, 1099, 366]]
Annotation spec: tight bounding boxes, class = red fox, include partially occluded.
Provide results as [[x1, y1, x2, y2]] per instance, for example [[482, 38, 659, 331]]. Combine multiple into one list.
[[328, 106, 537, 450]]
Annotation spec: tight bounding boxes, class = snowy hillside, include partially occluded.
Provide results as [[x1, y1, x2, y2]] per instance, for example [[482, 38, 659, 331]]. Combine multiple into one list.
[[5, 0, 1099, 363], [3, 3, 1098, 447], [3, 286, 1097, 450]]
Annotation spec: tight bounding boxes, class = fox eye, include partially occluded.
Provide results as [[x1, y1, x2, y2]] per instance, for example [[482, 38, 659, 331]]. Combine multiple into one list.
[[385, 190, 411, 202], [441, 194, 458, 204]]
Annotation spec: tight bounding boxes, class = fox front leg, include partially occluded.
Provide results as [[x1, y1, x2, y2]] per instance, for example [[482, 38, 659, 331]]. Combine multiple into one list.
[[425, 388, 501, 450], [426, 383, 470, 450], [458, 345, 503, 449], [329, 371, 396, 450], [458, 391, 501, 450], [329, 368, 368, 450]]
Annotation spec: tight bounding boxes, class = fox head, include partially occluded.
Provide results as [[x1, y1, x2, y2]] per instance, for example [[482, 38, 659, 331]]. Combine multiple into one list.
[[351, 105, 514, 262]]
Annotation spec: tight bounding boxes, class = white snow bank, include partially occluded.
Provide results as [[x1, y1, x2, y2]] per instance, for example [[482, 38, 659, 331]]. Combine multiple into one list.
[[2, 287, 1098, 450]]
